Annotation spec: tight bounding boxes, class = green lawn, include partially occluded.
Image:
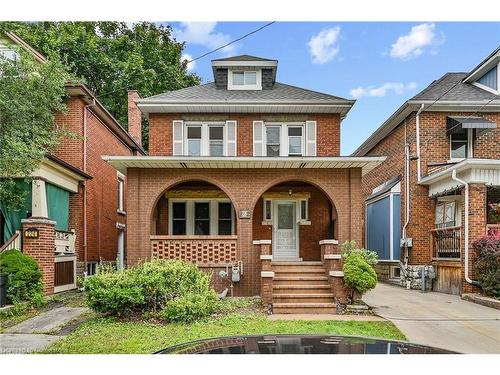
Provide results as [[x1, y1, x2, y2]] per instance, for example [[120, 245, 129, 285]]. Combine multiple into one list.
[[43, 311, 405, 354]]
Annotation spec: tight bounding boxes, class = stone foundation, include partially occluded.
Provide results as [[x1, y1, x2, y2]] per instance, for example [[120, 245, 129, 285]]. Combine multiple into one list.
[[400, 265, 435, 291]]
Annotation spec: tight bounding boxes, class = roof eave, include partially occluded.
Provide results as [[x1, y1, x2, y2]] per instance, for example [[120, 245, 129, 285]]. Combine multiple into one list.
[[419, 158, 500, 185]]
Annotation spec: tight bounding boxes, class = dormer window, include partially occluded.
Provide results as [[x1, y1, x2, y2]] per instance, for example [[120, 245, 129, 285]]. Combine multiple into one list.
[[228, 69, 262, 90]]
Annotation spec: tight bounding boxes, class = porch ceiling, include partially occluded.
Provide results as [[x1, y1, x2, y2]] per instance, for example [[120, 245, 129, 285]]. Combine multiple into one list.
[[102, 156, 386, 175]]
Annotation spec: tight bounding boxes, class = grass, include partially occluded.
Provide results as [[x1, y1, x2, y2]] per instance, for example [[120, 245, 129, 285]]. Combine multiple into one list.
[[43, 298, 405, 354], [0, 290, 87, 333]]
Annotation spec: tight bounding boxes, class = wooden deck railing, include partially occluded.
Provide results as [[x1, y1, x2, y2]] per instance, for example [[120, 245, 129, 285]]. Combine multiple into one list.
[[430, 226, 461, 260], [0, 231, 21, 253]]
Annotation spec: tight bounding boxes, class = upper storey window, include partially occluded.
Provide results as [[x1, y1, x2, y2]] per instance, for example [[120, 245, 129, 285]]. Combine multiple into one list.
[[450, 130, 472, 160], [253, 121, 316, 157], [228, 69, 262, 90]]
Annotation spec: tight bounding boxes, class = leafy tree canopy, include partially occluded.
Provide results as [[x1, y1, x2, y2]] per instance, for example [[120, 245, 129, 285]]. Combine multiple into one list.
[[1, 22, 201, 149], [0, 49, 69, 209]]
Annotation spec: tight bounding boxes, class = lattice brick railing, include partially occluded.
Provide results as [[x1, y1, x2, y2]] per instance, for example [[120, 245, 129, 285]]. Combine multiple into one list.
[[151, 235, 237, 264]]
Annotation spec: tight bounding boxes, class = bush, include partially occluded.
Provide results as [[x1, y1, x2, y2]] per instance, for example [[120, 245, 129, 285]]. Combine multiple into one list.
[[160, 290, 218, 322], [343, 253, 378, 299], [0, 249, 44, 305], [473, 234, 500, 298], [342, 241, 378, 266], [83, 268, 145, 315], [83, 259, 216, 318]]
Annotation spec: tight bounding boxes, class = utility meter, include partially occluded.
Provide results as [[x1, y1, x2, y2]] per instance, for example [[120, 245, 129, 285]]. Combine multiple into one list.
[[231, 265, 240, 282]]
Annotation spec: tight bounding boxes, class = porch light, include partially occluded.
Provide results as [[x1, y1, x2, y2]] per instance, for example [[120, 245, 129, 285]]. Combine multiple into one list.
[[288, 189, 293, 196]]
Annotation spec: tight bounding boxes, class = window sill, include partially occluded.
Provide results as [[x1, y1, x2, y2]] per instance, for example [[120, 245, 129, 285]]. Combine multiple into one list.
[[117, 210, 127, 216], [261, 220, 272, 226], [299, 220, 311, 226]]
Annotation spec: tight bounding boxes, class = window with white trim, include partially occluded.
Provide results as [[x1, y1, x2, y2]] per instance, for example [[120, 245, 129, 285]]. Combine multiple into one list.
[[169, 200, 235, 235], [435, 201, 456, 228], [117, 175, 125, 213], [232, 71, 257, 86], [265, 126, 281, 157], [209, 126, 224, 156], [186, 126, 202, 156], [263, 199, 272, 221], [300, 199, 308, 221], [288, 126, 303, 156]]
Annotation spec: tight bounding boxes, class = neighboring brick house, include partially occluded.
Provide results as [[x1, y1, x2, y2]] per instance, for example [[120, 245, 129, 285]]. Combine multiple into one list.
[[0, 32, 145, 294], [354, 47, 500, 295], [104, 55, 384, 313]]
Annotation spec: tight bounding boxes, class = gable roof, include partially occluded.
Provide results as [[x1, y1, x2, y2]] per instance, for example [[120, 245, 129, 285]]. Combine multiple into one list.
[[463, 46, 500, 83], [137, 82, 355, 115], [353, 71, 500, 156]]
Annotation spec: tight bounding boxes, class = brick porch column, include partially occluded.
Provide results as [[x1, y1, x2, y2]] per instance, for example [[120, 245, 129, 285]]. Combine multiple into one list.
[[255, 240, 273, 305], [462, 183, 486, 294], [22, 218, 56, 295], [320, 239, 348, 304]]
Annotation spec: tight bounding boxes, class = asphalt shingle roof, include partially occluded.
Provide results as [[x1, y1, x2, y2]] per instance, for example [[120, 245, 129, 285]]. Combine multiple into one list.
[[140, 82, 352, 103], [211, 55, 277, 62], [411, 72, 498, 101]]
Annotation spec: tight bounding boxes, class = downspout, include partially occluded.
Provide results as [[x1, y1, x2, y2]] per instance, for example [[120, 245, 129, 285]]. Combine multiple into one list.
[[402, 118, 410, 269], [83, 99, 96, 273], [415, 104, 424, 182], [451, 170, 480, 287]]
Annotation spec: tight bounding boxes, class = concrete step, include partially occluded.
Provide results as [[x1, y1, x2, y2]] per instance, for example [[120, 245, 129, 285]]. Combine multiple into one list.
[[273, 293, 334, 303], [273, 268, 326, 274], [272, 262, 325, 272], [272, 302, 336, 314], [274, 275, 328, 283], [272, 261, 323, 266], [273, 285, 331, 294]]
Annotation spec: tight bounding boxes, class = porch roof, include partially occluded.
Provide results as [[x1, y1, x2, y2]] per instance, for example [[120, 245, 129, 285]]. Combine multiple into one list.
[[102, 155, 386, 175], [419, 158, 500, 196]]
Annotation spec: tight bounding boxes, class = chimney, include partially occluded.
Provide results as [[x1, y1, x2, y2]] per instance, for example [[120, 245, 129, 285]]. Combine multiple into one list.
[[127, 90, 142, 146]]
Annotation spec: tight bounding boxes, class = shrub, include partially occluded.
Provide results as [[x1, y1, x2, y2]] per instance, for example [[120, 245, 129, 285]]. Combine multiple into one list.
[[473, 234, 500, 298], [83, 259, 216, 317], [343, 253, 378, 299], [83, 268, 144, 315], [341, 241, 378, 266], [160, 290, 218, 322], [0, 249, 44, 305]]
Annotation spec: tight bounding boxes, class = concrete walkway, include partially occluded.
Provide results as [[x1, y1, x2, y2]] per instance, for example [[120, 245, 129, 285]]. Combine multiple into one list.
[[269, 314, 385, 321], [364, 283, 500, 354], [1, 306, 89, 354]]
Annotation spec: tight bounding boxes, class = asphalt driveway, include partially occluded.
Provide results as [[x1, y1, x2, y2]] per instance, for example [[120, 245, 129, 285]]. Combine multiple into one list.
[[364, 283, 500, 354]]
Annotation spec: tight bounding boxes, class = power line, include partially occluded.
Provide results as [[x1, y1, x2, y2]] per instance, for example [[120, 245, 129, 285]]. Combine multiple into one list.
[[95, 21, 276, 100]]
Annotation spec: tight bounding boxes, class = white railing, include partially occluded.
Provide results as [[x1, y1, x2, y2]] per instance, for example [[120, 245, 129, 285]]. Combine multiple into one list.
[[0, 230, 21, 253], [55, 229, 76, 254]]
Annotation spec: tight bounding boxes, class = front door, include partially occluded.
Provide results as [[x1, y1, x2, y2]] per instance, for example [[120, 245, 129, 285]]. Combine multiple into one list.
[[273, 201, 299, 260]]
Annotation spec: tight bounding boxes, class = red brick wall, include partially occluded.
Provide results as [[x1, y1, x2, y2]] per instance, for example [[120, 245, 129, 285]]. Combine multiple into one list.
[[22, 219, 55, 295], [53, 97, 136, 263], [252, 185, 334, 261], [126, 167, 363, 296], [361, 110, 500, 285], [148, 113, 341, 156]]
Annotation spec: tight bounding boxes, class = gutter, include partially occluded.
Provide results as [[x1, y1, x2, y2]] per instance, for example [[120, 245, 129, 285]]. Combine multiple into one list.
[[451, 170, 480, 287]]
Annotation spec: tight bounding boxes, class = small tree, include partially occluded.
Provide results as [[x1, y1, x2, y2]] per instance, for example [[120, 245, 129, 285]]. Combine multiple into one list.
[[342, 241, 378, 302], [0, 49, 69, 209]]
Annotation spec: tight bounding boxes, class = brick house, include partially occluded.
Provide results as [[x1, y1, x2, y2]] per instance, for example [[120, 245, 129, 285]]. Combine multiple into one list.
[[354, 47, 500, 295], [104, 55, 384, 313], [0, 32, 145, 294]]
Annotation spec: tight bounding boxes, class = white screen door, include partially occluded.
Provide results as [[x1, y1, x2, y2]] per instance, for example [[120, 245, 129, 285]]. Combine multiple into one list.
[[273, 201, 299, 260]]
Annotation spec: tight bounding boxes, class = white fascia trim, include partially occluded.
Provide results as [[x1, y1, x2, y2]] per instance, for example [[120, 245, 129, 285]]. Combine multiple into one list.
[[419, 159, 500, 185], [319, 239, 339, 245], [261, 271, 275, 278], [324, 254, 341, 260], [329, 270, 344, 277], [212, 60, 277, 68]]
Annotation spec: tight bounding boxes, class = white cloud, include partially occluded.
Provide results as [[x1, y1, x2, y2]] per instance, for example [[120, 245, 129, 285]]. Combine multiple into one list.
[[390, 23, 443, 60], [349, 82, 417, 99], [181, 53, 196, 73], [174, 22, 236, 55], [307, 26, 341, 64]]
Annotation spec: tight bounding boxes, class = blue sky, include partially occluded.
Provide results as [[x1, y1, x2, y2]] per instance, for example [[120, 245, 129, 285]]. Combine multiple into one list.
[[168, 22, 500, 154]]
